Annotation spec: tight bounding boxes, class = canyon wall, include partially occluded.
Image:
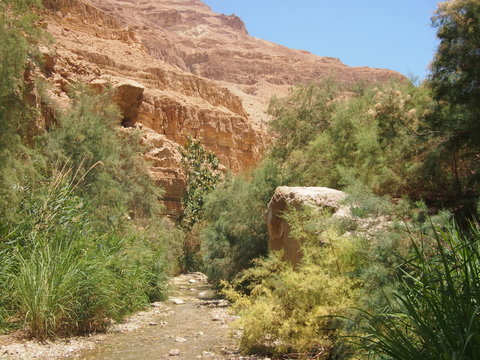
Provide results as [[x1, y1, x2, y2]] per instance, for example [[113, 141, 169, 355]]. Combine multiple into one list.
[[40, 0, 403, 217]]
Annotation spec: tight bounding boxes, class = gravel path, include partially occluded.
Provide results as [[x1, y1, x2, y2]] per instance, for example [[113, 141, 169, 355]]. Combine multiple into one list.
[[0, 273, 266, 360]]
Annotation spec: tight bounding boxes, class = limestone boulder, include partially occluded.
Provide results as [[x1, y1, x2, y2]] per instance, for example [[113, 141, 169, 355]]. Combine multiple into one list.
[[113, 80, 145, 125], [265, 186, 351, 264], [265, 186, 389, 264]]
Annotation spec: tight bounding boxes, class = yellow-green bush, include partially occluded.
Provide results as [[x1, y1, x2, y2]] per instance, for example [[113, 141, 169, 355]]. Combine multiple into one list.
[[223, 209, 363, 358], [221, 204, 438, 359]]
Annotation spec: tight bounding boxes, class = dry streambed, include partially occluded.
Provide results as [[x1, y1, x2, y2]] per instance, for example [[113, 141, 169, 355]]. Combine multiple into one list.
[[0, 273, 266, 360]]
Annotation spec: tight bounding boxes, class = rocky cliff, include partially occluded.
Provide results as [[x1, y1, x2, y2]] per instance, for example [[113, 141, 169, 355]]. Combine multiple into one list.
[[85, 0, 404, 125], [39, 0, 403, 216]]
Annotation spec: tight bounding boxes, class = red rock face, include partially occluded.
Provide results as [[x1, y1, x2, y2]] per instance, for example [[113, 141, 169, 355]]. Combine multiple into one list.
[[41, 0, 403, 216], [86, 0, 404, 125]]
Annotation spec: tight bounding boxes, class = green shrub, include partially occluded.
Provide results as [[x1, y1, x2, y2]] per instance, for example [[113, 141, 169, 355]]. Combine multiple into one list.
[[0, 167, 175, 338], [0, 0, 45, 219], [200, 160, 281, 285], [268, 80, 339, 162], [44, 84, 163, 228], [180, 137, 221, 230], [275, 81, 436, 199], [178, 138, 221, 271]]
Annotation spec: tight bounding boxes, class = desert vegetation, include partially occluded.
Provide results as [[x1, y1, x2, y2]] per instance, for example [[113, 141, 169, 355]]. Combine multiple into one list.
[[0, 0, 182, 339], [192, 0, 480, 358]]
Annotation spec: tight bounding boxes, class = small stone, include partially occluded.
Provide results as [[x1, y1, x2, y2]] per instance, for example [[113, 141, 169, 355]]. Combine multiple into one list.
[[202, 351, 215, 358], [171, 298, 185, 305], [189, 279, 196, 284], [211, 314, 221, 321], [198, 290, 216, 299], [169, 349, 180, 356], [175, 337, 187, 343], [198, 331, 204, 336]]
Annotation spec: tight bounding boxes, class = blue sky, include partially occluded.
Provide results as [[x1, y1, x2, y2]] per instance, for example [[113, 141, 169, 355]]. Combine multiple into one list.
[[202, 0, 440, 80]]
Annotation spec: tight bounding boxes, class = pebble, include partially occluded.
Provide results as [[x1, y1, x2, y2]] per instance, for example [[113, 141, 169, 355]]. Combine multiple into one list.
[[197, 331, 204, 336], [189, 279, 197, 284], [202, 351, 215, 358], [211, 314, 221, 321], [171, 298, 185, 305], [198, 290, 216, 299], [175, 337, 187, 343], [169, 349, 180, 356]]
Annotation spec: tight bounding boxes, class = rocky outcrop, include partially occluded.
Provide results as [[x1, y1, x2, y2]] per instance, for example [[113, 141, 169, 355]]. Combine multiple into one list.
[[87, 0, 405, 126], [265, 186, 390, 264], [41, 0, 270, 215], [113, 80, 145, 125], [40, 0, 403, 217], [133, 125, 186, 218], [265, 186, 351, 264], [42, 1, 267, 169]]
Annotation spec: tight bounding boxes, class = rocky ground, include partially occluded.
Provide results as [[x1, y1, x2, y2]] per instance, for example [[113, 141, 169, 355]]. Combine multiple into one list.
[[0, 273, 266, 360]]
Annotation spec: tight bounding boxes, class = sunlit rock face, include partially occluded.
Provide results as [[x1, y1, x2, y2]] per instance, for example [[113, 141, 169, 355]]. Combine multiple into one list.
[[87, 0, 404, 127], [40, 0, 402, 217]]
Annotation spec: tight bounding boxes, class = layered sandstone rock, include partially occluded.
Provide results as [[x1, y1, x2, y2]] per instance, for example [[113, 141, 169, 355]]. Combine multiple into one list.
[[86, 0, 405, 125], [40, 0, 270, 215], [124, 124, 186, 217], [40, 0, 403, 217], [265, 186, 351, 264]]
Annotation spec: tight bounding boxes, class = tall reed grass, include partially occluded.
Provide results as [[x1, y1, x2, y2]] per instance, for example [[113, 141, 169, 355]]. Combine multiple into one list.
[[0, 168, 171, 338], [361, 222, 480, 359]]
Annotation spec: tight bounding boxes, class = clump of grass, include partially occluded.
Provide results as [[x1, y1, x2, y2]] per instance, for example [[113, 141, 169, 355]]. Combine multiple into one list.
[[360, 222, 480, 359], [12, 236, 114, 338], [0, 167, 173, 339]]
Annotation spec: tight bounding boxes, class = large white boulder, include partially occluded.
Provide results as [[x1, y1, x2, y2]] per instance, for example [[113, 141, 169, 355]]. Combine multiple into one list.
[[265, 186, 351, 264]]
